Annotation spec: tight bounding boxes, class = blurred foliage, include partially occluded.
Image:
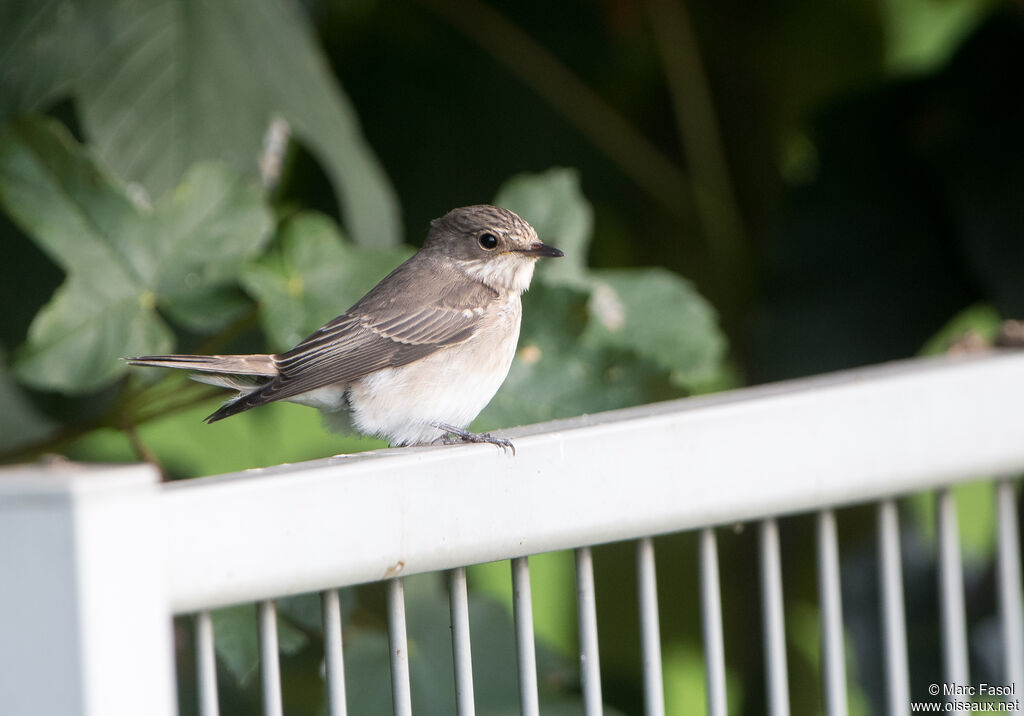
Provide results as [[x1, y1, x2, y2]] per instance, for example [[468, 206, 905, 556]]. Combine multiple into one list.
[[0, 118, 273, 391], [241, 213, 414, 350], [918, 303, 1003, 356], [0, 0, 399, 248], [3, 0, 1023, 714]]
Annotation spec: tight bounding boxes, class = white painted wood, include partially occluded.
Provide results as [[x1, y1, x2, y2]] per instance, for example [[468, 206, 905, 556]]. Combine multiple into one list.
[[0, 462, 175, 716], [159, 352, 1024, 612]]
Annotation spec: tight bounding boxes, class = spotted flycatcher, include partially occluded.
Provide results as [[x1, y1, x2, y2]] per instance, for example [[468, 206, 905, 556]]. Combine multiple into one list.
[[128, 205, 563, 450]]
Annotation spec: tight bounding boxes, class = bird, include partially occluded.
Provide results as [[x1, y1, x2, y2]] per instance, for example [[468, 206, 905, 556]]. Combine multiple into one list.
[[127, 205, 563, 451]]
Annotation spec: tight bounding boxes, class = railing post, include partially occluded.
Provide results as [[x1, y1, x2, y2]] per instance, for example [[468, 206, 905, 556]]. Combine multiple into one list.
[[0, 461, 176, 716]]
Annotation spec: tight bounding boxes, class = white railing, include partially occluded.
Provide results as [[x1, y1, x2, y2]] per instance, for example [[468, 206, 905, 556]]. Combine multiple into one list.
[[3, 351, 1024, 715]]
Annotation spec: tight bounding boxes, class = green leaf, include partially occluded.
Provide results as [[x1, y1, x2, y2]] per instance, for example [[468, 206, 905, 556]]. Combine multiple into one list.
[[905, 480, 997, 562], [241, 212, 412, 351], [919, 303, 1001, 356], [494, 168, 593, 287], [157, 286, 252, 335], [0, 1, 82, 122], [16, 279, 174, 391], [72, 0, 400, 248], [67, 398, 383, 478], [0, 117, 167, 391], [0, 345, 56, 452], [582, 268, 726, 389], [277, 591, 350, 633], [0, 117, 272, 392], [881, 0, 990, 75], [478, 283, 680, 429], [211, 604, 308, 687], [149, 164, 274, 331]]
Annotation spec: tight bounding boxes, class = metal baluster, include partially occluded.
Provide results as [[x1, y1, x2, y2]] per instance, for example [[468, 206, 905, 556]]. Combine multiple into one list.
[[877, 501, 910, 716], [760, 519, 790, 716], [937, 488, 970, 712], [387, 579, 413, 716], [700, 528, 728, 716], [997, 480, 1024, 693], [575, 547, 603, 715], [449, 568, 476, 716], [195, 611, 220, 716], [637, 537, 665, 716], [321, 589, 348, 716], [512, 557, 540, 716], [257, 601, 284, 716], [817, 510, 847, 716]]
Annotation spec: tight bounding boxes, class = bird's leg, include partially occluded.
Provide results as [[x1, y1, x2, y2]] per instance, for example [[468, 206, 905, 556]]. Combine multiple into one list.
[[432, 422, 515, 455]]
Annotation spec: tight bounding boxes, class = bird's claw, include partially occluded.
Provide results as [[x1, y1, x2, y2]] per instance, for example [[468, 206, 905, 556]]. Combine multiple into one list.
[[433, 423, 516, 455]]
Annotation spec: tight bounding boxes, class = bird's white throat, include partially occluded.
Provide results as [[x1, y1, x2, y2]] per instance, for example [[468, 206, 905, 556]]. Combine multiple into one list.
[[459, 254, 537, 294]]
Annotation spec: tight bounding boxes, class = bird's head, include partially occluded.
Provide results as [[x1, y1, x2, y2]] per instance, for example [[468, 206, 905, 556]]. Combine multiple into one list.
[[425, 205, 564, 294]]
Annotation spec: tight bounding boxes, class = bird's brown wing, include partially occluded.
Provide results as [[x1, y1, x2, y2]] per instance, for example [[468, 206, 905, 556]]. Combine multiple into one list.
[[275, 306, 481, 390], [206, 267, 496, 422]]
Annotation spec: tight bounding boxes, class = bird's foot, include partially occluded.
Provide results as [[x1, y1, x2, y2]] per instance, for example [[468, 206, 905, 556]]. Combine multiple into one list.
[[433, 423, 515, 455]]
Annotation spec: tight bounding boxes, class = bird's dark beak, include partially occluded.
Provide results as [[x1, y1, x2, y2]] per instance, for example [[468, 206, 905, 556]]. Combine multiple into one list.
[[518, 241, 564, 258]]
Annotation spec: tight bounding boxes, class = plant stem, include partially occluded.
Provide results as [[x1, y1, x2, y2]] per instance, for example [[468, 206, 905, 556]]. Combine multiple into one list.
[[418, 0, 699, 227], [1, 308, 259, 465], [645, 0, 747, 264], [123, 421, 167, 481]]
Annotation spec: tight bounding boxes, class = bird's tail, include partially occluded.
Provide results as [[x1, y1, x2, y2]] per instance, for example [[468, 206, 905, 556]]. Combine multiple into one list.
[[126, 354, 279, 421], [126, 354, 278, 376]]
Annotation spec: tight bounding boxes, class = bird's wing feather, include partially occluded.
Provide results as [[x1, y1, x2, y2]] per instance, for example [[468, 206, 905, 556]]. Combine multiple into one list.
[[206, 264, 497, 421], [273, 305, 480, 388]]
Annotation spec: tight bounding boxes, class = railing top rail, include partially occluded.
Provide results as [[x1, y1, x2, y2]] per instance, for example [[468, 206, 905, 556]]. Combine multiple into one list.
[[158, 351, 1024, 612]]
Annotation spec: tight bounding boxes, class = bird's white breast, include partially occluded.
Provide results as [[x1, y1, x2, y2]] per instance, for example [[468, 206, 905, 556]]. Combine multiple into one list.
[[347, 294, 523, 445]]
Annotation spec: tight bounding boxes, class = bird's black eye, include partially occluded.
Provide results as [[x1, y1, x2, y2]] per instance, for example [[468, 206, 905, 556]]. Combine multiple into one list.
[[478, 232, 498, 250]]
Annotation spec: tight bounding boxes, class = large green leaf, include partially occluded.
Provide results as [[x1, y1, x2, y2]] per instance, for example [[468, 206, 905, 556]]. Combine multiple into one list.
[[583, 268, 726, 389], [494, 167, 593, 287], [67, 398, 383, 478], [0, 0, 399, 248], [880, 0, 991, 74], [0, 345, 56, 452], [0, 1, 82, 121], [72, 0, 400, 249], [918, 303, 1001, 356], [211, 604, 308, 687], [16, 278, 174, 392], [0, 117, 272, 392], [241, 212, 413, 351], [478, 283, 680, 429]]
